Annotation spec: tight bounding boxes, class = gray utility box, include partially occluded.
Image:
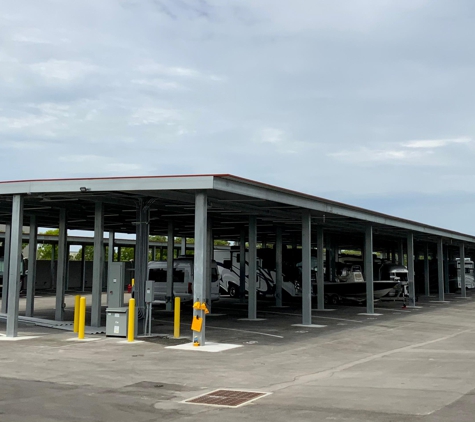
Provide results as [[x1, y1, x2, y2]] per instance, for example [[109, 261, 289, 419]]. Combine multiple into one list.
[[106, 307, 128, 337], [145, 280, 156, 303], [108, 262, 125, 308]]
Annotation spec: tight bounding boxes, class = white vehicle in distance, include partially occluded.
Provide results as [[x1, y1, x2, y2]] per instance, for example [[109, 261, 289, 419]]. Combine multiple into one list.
[[214, 248, 302, 298], [146, 257, 220, 303], [456, 258, 475, 289]]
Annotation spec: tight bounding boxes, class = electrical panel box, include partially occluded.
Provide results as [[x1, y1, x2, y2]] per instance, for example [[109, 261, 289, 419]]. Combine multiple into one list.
[[108, 262, 125, 308], [145, 280, 155, 303], [105, 307, 128, 337]]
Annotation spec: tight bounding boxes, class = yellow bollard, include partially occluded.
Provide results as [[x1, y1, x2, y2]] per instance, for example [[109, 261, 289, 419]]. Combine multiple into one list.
[[78, 297, 86, 340], [174, 297, 181, 338], [131, 278, 135, 286], [73, 295, 80, 333], [128, 298, 135, 342]]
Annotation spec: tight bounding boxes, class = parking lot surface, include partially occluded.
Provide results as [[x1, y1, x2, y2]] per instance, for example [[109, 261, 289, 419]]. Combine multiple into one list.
[[0, 292, 474, 421]]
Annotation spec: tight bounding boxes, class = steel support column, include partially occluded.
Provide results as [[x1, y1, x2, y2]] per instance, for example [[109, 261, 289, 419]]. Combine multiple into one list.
[[134, 202, 149, 326], [193, 192, 207, 345], [460, 243, 466, 297], [181, 237, 186, 256], [398, 240, 404, 266], [91, 203, 104, 327], [6, 195, 24, 337], [1, 223, 11, 313], [108, 231, 114, 264], [239, 228, 246, 302], [423, 243, 430, 297], [206, 219, 213, 312], [248, 216, 257, 320], [25, 216, 37, 317], [364, 225, 374, 314], [166, 222, 174, 311], [407, 233, 415, 307], [301, 210, 312, 325], [81, 245, 86, 292], [316, 226, 325, 310], [444, 246, 450, 293], [437, 239, 444, 301], [55, 209, 67, 321], [275, 227, 283, 307]]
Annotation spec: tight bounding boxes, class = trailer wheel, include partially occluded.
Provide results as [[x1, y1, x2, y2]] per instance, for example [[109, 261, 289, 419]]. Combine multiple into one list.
[[331, 294, 340, 305], [324, 294, 329, 305], [228, 284, 239, 298]]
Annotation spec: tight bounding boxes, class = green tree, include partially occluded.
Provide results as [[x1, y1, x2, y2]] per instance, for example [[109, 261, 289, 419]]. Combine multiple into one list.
[[36, 229, 59, 260]]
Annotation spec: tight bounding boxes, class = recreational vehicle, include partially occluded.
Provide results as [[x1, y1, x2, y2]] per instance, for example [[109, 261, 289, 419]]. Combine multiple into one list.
[[146, 257, 220, 303], [214, 248, 301, 298]]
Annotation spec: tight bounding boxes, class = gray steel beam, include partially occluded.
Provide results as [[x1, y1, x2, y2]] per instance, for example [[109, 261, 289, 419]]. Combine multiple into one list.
[[0, 175, 215, 195], [1, 223, 11, 313], [364, 225, 374, 314], [213, 178, 475, 244], [424, 243, 430, 297], [460, 243, 466, 298], [193, 191, 207, 345], [275, 227, 283, 307], [407, 233, 415, 307], [437, 239, 444, 301], [91, 202, 104, 327], [301, 210, 312, 325], [239, 228, 246, 302], [316, 226, 325, 310], [25, 216, 37, 317], [55, 209, 67, 321], [248, 216, 257, 320], [166, 222, 174, 311], [6, 195, 24, 337]]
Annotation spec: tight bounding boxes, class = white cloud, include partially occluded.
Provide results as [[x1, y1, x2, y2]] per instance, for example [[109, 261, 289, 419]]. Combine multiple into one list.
[[257, 128, 284, 144], [236, 0, 430, 33], [131, 78, 184, 90], [0, 115, 56, 129], [58, 154, 143, 174], [30, 60, 100, 81], [0, 140, 57, 150], [329, 147, 431, 164], [28, 103, 71, 117], [128, 107, 183, 126], [136, 63, 225, 82], [402, 137, 471, 148]]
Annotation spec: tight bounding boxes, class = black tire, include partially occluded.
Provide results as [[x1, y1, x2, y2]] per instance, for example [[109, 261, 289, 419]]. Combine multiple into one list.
[[331, 294, 340, 305], [228, 284, 239, 298], [324, 294, 329, 305]]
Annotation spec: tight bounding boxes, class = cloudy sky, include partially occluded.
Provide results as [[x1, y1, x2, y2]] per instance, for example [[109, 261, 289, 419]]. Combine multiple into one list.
[[1, 0, 475, 234]]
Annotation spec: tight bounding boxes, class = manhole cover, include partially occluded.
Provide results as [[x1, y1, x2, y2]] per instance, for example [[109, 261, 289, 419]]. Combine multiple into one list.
[[184, 389, 270, 407]]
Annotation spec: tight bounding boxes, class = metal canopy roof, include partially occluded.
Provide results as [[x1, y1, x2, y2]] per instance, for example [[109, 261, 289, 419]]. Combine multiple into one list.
[[0, 174, 473, 253]]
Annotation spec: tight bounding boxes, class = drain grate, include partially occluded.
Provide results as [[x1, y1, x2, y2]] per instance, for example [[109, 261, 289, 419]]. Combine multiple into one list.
[[184, 389, 270, 408]]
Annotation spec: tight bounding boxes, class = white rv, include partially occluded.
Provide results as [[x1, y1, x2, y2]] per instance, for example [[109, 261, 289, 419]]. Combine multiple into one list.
[[214, 249, 301, 298], [147, 257, 220, 303], [456, 258, 475, 289]]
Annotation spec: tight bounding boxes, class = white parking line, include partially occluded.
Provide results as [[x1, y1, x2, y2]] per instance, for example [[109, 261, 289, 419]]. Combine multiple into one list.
[[263, 310, 363, 324], [155, 319, 284, 339]]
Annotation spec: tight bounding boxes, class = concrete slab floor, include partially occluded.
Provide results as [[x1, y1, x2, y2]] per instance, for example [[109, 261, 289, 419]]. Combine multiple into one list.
[[0, 292, 474, 421]]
